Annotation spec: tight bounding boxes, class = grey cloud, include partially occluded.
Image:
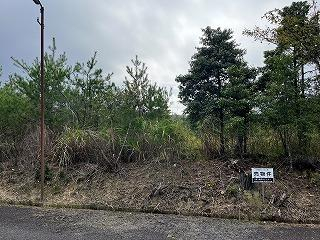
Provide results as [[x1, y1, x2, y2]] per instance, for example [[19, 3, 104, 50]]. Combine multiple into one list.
[[1, 0, 296, 114]]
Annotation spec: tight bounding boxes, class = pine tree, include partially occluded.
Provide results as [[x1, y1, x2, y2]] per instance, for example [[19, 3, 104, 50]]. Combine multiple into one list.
[[123, 55, 170, 119], [225, 63, 257, 155], [176, 27, 245, 155]]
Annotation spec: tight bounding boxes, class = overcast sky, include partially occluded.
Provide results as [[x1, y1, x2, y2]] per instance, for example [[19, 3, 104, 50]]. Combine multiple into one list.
[[1, 0, 297, 114]]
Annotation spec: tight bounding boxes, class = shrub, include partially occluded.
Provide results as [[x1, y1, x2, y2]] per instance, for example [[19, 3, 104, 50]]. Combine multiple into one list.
[[226, 183, 241, 198], [0, 85, 33, 137], [247, 124, 283, 158]]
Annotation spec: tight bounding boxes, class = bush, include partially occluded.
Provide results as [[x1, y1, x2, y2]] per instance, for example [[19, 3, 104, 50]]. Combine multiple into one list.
[[247, 124, 283, 158], [226, 183, 240, 198], [0, 85, 33, 137]]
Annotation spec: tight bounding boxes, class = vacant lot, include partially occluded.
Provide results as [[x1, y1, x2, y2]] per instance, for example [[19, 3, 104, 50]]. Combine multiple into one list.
[[0, 158, 319, 223]]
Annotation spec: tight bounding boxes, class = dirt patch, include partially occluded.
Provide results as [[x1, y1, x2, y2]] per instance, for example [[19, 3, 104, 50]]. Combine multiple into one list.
[[0, 159, 319, 224]]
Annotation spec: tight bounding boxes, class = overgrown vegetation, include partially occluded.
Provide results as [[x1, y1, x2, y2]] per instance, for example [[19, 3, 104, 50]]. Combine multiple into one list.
[[0, 1, 319, 183], [0, 40, 201, 173], [0, 1, 320, 224]]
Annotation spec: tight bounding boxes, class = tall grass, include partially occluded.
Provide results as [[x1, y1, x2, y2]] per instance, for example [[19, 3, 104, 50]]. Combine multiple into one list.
[[247, 125, 284, 158], [50, 118, 203, 171]]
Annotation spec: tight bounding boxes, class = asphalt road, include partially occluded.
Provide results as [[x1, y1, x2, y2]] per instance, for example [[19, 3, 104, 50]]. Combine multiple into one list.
[[0, 205, 319, 240]]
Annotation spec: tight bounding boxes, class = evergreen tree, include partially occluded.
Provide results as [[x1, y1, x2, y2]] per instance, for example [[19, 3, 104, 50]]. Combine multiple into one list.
[[67, 52, 115, 129], [258, 50, 298, 156], [123, 55, 170, 120], [0, 84, 32, 138], [244, 0, 320, 70], [10, 39, 72, 129], [244, 1, 320, 154], [225, 63, 257, 155], [176, 27, 245, 155]]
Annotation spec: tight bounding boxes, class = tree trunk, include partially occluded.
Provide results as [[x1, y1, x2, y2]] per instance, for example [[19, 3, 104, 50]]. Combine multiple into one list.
[[235, 115, 248, 157], [217, 73, 225, 156], [279, 126, 289, 157], [235, 135, 243, 157], [243, 115, 248, 155], [219, 109, 225, 155], [301, 64, 305, 98], [292, 51, 308, 155], [298, 64, 308, 155]]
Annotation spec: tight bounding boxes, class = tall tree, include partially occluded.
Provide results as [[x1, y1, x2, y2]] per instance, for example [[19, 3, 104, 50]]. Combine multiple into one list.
[[176, 27, 245, 155], [258, 50, 298, 156], [244, 1, 320, 154], [225, 63, 257, 156], [244, 1, 319, 69]]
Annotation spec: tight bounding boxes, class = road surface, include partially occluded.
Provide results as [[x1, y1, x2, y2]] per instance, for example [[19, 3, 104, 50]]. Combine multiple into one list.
[[0, 205, 319, 239]]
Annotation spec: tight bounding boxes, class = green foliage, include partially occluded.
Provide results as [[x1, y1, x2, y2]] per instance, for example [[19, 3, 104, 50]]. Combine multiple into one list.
[[277, 1, 320, 68], [10, 40, 116, 131], [176, 27, 245, 125], [109, 117, 202, 162], [226, 183, 240, 198], [122, 55, 170, 120], [244, 0, 320, 69], [10, 39, 72, 129], [257, 51, 300, 155], [141, 119, 202, 160], [35, 164, 54, 182], [225, 63, 257, 155], [0, 84, 32, 137], [259, 51, 297, 126], [225, 64, 257, 117], [176, 27, 245, 155], [310, 172, 320, 185], [66, 52, 115, 129], [245, 1, 320, 156], [53, 128, 120, 171], [52, 119, 202, 171], [247, 124, 284, 158], [2, 2, 320, 170], [0, 65, 2, 84], [243, 190, 263, 208]]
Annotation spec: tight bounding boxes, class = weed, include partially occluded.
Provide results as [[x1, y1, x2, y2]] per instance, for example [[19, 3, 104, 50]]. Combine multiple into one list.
[[310, 172, 320, 185], [226, 183, 240, 198], [35, 165, 54, 182], [243, 190, 263, 208]]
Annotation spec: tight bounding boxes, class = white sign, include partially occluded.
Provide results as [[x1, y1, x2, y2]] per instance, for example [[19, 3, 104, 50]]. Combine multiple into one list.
[[252, 168, 274, 183]]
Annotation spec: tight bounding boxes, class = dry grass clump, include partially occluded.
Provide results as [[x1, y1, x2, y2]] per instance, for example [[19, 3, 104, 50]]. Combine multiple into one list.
[[51, 120, 203, 171], [0, 140, 14, 163], [52, 128, 129, 171], [0, 128, 52, 171]]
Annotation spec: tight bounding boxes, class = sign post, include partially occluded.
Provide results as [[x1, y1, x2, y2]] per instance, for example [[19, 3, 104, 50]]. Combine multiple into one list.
[[252, 168, 274, 202]]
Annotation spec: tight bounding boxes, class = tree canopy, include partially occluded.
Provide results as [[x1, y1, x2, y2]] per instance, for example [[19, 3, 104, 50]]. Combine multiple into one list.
[[176, 27, 245, 154]]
